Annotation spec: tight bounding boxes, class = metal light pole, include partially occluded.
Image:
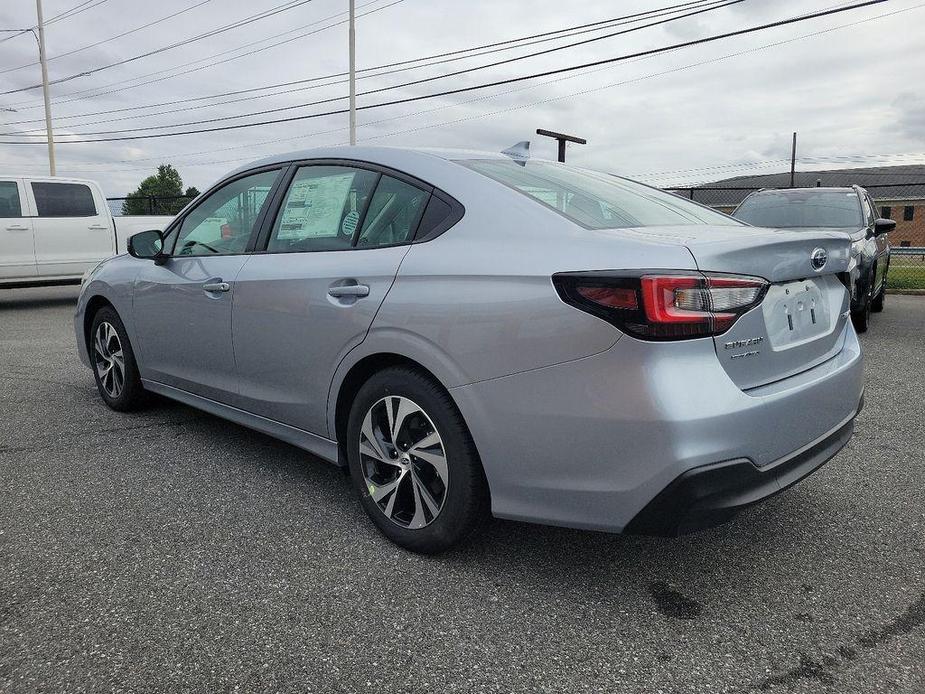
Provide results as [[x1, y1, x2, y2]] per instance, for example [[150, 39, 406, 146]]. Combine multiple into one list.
[[789, 131, 797, 188], [348, 0, 356, 145], [35, 0, 55, 175]]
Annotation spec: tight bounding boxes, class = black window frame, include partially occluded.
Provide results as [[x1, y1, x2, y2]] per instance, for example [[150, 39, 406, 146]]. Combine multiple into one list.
[[0, 180, 23, 218], [903, 205, 915, 221], [251, 158, 464, 254], [881, 205, 892, 219], [160, 165, 287, 257], [30, 181, 97, 218]]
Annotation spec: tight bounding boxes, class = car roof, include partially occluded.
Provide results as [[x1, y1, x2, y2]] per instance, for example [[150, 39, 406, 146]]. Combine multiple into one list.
[[226, 145, 512, 178], [746, 186, 861, 196]]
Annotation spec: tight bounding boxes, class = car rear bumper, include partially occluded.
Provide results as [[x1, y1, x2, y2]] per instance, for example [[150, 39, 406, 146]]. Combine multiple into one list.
[[624, 413, 856, 536], [450, 320, 864, 533]]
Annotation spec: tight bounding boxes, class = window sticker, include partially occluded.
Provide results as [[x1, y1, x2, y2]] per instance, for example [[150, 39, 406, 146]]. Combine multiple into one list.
[[278, 173, 354, 239]]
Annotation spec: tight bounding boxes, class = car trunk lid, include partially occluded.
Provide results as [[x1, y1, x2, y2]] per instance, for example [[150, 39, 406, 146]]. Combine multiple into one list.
[[613, 225, 853, 389]]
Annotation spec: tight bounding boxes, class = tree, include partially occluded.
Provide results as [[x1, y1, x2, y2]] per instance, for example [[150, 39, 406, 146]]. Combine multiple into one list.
[[121, 164, 198, 215]]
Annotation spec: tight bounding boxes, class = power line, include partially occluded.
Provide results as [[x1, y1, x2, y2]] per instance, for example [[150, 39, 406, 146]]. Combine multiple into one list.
[[1, 0, 317, 95], [6, 0, 738, 134], [6, 0, 745, 136], [0, 1, 213, 75], [14, 2, 918, 175], [2, 0, 730, 126], [0, 0, 890, 145], [44, 0, 111, 26], [4, 0, 394, 109]]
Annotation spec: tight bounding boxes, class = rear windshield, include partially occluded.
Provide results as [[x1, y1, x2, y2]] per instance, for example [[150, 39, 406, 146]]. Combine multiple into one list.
[[460, 159, 741, 229], [734, 190, 862, 228]]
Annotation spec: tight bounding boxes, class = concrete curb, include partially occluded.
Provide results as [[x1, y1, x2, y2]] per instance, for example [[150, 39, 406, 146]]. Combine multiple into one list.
[[886, 289, 925, 295]]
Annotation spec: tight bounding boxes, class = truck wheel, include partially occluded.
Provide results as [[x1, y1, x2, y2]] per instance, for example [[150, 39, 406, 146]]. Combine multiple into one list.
[[90, 306, 148, 411]]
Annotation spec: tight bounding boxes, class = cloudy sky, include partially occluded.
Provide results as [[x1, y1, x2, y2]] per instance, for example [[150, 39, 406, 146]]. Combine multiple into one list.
[[1, 0, 922, 197]]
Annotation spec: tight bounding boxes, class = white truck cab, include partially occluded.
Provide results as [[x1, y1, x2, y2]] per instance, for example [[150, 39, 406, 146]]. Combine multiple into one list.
[[0, 175, 174, 287]]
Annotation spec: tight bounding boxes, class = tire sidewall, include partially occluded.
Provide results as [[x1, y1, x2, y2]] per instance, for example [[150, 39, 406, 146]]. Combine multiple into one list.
[[89, 307, 145, 411], [345, 368, 486, 553]]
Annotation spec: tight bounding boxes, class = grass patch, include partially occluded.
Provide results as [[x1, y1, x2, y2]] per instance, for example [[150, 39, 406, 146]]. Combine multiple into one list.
[[888, 264, 925, 290]]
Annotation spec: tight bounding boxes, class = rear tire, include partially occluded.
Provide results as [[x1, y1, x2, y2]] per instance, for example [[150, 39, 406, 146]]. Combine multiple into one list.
[[89, 306, 148, 412], [345, 366, 489, 553]]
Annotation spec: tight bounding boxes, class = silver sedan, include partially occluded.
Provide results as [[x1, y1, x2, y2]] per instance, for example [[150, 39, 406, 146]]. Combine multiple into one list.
[[75, 145, 864, 552]]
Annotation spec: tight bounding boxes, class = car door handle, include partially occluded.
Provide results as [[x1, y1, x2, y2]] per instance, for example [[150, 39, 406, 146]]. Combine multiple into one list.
[[328, 284, 370, 298], [88, 224, 108, 230], [5, 224, 29, 231], [203, 281, 230, 293]]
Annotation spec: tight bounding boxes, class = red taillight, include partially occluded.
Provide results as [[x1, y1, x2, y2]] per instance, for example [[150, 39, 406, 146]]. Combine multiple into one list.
[[576, 285, 638, 310], [553, 272, 768, 341]]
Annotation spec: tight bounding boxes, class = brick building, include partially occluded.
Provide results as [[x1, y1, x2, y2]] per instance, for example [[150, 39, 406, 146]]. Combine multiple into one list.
[[676, 165, 925, 247]]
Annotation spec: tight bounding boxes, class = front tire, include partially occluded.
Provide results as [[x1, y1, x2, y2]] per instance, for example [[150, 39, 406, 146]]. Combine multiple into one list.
[[345, 367, 489, 553], [851, 299, 870, 333], [871, 284, 886, 313], [89, 306, 148, 411]]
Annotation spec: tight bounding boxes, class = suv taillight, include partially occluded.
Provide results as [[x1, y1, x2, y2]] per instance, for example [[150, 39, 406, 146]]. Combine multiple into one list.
[[553, 271, 768, 340]]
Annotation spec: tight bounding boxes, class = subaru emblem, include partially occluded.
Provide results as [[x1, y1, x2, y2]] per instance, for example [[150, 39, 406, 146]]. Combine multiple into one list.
[[810, 247, 827, 271]]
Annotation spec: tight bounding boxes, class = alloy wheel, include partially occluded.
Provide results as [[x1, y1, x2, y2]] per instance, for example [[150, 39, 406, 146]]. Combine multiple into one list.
[[93, 321, 125, 399], [358, 396, 448, 529]]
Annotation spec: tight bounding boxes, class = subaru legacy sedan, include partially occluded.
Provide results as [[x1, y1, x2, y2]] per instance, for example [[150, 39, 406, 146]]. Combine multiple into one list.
[[75, 146, 864, 553]]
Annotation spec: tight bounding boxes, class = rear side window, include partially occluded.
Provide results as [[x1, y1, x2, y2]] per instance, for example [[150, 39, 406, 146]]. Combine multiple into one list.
[[734, 191, 862, 228], [461, 159, 739, 229], [268, 166, 378, 253], [0, 181, 22, 217], [31, 182, 96, 217], [356, 176, 428, 248]]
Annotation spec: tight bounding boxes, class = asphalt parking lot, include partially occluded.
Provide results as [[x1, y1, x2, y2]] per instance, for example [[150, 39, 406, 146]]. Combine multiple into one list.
[[1, 286, 923, 694]]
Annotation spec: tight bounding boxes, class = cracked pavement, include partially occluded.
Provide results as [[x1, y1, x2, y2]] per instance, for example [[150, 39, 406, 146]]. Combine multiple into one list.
[[1, 285, 923, 693]]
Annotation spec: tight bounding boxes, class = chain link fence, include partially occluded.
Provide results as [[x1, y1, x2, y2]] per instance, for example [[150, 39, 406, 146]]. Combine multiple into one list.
[[667, 183, 925, 291], [106, 195, 195, 217]]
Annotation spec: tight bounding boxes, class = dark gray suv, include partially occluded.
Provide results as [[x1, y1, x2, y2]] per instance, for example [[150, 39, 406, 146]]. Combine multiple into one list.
[[733, 186, 894, 332]]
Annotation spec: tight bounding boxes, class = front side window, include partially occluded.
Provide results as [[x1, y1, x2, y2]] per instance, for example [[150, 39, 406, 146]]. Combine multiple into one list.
[[460, 159, 739, 229], [31, 182, 96, 217], [0, 181, 22, 217], [172, 169, 279, 256], [734, 190, 862, 228]]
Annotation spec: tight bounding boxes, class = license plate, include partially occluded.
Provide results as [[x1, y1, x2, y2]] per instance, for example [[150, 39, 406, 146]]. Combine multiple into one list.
[[761, 279, 831, 348]]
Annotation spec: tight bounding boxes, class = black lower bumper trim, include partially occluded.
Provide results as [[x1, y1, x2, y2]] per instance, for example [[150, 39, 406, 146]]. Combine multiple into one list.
[[624, 418, 855, 537]]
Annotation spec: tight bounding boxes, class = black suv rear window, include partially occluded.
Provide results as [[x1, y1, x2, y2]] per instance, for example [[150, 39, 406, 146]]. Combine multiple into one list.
[[734, 190, 862, 228]]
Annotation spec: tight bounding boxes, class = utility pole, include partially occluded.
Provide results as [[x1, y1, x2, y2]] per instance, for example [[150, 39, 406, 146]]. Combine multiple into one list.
[[348, 0, 356, 145], [789, 131, 797, 188], [536, 129, 586, 163], [35, 0, 56, 175]]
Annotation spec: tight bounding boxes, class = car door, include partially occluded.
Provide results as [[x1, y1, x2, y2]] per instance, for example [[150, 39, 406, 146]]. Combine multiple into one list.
[[865, 193, 889, 291], [133, 167, 283, 403], [0, 179, 36, 280], [232, 163, 432, 435], [28, 180, 111, 277]]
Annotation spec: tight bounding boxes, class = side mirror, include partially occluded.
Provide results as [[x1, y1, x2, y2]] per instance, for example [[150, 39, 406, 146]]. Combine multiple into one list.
[[873, 218, 896, 236], [128, 229, 164, 260]]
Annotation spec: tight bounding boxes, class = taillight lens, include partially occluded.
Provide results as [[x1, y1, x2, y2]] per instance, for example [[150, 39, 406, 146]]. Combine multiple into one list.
[[553, 271, 768, 340]]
